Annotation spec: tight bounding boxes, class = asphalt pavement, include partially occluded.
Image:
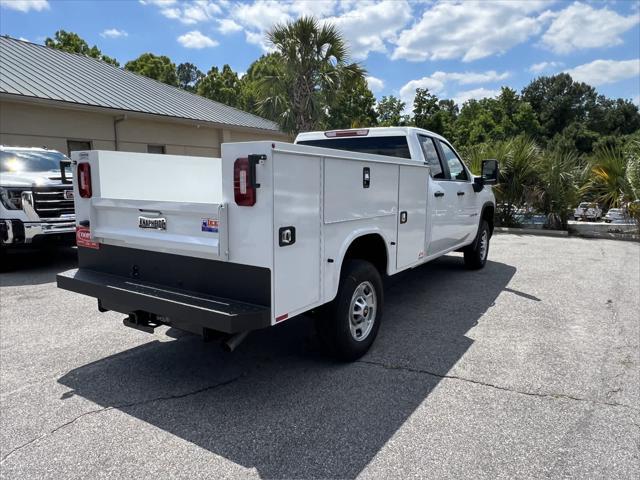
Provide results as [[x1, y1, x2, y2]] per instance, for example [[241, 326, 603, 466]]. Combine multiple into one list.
[[0, 235, 638, 479]]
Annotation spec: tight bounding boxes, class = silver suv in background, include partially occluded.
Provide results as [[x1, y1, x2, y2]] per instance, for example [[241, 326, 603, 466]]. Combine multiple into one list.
[[0, 146, 75, 250]]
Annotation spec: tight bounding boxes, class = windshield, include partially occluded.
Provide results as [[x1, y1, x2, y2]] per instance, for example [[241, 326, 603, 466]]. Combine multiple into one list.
[[0, 149, 68, 173]]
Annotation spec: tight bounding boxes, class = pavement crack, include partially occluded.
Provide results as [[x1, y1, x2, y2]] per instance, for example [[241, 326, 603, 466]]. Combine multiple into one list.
[[0, 373, 245, 465], [357, 359, 639, 412]]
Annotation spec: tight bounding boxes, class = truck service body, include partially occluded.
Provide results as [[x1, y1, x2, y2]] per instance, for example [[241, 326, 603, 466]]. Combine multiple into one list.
[[57, 127, 497, 359]]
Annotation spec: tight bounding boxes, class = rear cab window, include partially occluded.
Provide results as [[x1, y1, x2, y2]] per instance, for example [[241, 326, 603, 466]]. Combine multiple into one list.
[[296, 136, 411, 159], [418, 135, 445, 179]]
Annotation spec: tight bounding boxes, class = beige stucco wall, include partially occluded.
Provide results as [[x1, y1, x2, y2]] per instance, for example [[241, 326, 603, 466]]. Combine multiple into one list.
[[0, 99, 286, 157]]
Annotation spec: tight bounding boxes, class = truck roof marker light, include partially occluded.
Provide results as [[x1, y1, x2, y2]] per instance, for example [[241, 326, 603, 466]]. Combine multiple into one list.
[[77, 162, 92, 198], [324, 129, 369, 138]]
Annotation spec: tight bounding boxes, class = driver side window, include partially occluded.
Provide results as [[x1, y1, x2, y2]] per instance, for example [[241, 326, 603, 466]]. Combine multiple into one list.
[[439, 141, 469, 181]]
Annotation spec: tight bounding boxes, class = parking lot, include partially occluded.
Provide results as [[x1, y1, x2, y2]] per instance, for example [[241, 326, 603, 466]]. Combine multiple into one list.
[[0, 235, 638, 479]]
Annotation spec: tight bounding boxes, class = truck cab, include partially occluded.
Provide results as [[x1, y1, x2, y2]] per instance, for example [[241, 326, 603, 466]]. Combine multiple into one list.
[[1, 146, 76, 250]]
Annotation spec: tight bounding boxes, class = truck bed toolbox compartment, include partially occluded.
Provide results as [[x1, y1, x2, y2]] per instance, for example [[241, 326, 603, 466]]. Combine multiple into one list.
[[57, 268, 270, 333]]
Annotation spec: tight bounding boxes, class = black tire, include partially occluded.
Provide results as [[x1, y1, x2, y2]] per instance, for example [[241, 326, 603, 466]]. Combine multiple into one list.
[[464, 220, 490, 270], [315, 260, 383, 361]]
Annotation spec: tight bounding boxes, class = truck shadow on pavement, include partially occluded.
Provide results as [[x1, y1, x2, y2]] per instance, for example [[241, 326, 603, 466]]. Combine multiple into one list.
[[58, 255, 516, 479], [0, 247, 77, 286]]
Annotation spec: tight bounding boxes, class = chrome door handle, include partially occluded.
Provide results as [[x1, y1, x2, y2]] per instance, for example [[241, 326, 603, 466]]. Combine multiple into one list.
[[434, 191, 445, 197]]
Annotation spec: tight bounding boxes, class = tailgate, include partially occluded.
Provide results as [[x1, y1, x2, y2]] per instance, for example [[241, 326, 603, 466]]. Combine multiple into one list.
[[91, 198, 227, 260], [74, 150, 228, 261]]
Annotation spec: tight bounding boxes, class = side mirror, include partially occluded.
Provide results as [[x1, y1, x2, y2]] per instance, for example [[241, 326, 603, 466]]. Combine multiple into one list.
[[473, 159, 499, 192], [481, 159, 499, 184]]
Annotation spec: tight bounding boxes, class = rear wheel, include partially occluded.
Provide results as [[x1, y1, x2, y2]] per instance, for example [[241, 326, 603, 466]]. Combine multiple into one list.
[[464, 220, 490, 269], [315, 260, 383, 361]]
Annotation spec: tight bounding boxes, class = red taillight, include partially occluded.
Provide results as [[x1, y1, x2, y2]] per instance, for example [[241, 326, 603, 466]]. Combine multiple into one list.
[[234, 157, 256, 206], [77, 163, 92, 198], [324, 129, 369, 138]]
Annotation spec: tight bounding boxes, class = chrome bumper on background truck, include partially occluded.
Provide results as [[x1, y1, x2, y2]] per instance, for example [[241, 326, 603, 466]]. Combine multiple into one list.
[[56, 244, 272, 335], [1, 219, 75, 245]]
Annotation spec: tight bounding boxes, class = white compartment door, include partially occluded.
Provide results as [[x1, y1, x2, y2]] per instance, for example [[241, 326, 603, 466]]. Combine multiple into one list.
[[273, 152, 322, 319], [396, 165, 429, 270]]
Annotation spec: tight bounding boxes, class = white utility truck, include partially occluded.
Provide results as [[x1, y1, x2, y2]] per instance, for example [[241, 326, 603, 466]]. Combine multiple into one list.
[[57, 127, 498, 360]]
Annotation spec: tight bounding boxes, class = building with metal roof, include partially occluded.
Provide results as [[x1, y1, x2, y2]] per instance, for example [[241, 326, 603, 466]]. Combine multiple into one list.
[[0, 36, 286, 157]]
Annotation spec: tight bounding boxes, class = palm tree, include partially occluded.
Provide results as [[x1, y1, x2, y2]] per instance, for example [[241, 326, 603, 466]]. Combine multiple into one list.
[[259, 17, 365, 134], [582, 146, 633, 209], [493, 136, 541, 226], [535, 149, 580, 229]]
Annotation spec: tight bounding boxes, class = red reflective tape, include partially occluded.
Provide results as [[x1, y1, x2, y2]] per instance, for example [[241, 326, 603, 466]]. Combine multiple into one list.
[[275, 313, 288, 322]]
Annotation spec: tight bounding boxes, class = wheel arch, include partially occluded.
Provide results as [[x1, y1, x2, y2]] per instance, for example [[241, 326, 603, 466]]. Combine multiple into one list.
[[327, 229, 391, 304], [481, 201, 495, 237]]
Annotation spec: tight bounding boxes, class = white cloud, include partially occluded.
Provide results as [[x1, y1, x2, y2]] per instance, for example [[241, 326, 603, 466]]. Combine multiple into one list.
[[565, 59, 640, 86], [453, 88, 501, 106], [143, 0, 414, 61], [399, 70, 509, 109], [177, 30, 219, 49], [232, 1, 412, 56], [366, 76, 384, 92], [633, 95, 640, 107], [323, 0, 413, 60], [0, 0, 49, 12], [139, 0, 176, 5], [541, 2, 639, 54], [393, 0, 552, 62], [529, 61, 563, 73], [217, 18, 242, 34], [148, 0, 222, 25], [100, 28, 128, 39]]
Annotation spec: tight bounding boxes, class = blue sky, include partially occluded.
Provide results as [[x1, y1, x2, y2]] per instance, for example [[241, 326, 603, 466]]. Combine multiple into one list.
[[1, 0, 639, 110]]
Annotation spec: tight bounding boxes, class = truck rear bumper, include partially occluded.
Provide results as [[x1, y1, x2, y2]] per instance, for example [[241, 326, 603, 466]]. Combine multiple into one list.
[[57, 268, 271, 334]]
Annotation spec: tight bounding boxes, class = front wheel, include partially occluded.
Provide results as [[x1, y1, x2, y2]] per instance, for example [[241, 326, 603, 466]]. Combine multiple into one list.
[[464, 220, 490, 269], [315, 260, 383, 361]]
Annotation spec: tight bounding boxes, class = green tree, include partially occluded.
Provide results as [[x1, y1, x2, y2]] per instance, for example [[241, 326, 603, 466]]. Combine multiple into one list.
[[196, 64, 241, 107], [376, 95, 408, 127], [521, 73, 597, 141], [45, 30, 119, 66], [125, 53, 178, 86], [582, 146, 633, 208], [412, 88, 440, 130], [625, 135, 640, 200], [494, 137, 541, 226], [326, 76, 377, 129], [259, 16, 365, 134], [535, 149, 580, 229], [177, 62, 204, 92], [238, 53, 284, 117]]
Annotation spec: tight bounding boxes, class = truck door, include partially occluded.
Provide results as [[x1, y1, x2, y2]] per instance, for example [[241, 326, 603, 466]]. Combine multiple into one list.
[[396, 164, 429, 269], [418, 135, 456, 256], [437, 140, 478, 243]]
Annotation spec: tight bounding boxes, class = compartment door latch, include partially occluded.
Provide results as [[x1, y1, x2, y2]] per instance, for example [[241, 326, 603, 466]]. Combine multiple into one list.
[[279, 226, 296, 246]]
